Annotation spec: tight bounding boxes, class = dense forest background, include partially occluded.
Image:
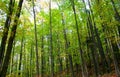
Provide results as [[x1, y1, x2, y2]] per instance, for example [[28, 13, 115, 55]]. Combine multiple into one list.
[[0, 0, 120, 77]]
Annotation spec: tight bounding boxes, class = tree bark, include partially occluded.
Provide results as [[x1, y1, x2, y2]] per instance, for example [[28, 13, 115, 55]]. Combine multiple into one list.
[[0, 0, 14, 69]]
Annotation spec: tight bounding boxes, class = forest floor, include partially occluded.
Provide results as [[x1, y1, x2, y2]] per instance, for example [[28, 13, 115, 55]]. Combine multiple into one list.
[[7, 63, 118, 77], [101, 73, 117, 77], [53, 71, 117, 77], [53, 63, 118, 77]]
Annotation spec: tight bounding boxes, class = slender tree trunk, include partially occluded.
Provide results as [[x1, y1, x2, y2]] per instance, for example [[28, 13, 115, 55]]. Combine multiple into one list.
[[86, 17, 99, 77], [10, 40, 15, 74], [30, 44, 33, 77], [68, 55, 74, 77], [87, 14, 100, 77], [18, 37, 24, 75], [86, 38, 92, 68], [56, 2, 66, 75], [41, 36, 45, 77], [32, 0, 40, 76], [0, 0, 23, 76], [87, 13, 100, 77], [56, 2, 71, 75], [60, 11, 69, 75], [61, 11, 74, 77], [70, 0, 88, 77], [56, 34, 63, 72], [49, 0, 54, 77], [102, 24, 112, 72], [87, 37, 99, 77], [25, 43, 30, 77], [94, 25, 110, 73], [23, 43, 27, 77], [9, 40, 15, 76], [109, 38, 120, 77]]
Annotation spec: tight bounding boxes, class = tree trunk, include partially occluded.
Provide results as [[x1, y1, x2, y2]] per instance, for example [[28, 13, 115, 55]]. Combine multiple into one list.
[[56, 34, 63, 72], [70, 0, 88, 77], [0, 0, 23, 76], [88, 0, 110, 74], [10, 40, 15, 74], [109, 38, 120, 77], [0, 0, 14, 69], [41, 36, 45, 77], [32, 0, 40, 76], [94, 25, 110, 73], [18, 37, 24, 75], [30, 44, 33, 77], [87, 37, 99, 77], [96, 0, 112, 72], [49, 0, 54, 77], [61, 11, 74, 77]]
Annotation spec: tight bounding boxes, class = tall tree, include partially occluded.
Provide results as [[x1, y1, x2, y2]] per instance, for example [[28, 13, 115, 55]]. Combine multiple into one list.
[[70, 0, 88, 77], [87, 0, 110, 73], [87, 14, 99, 77], [0, 0, 24, 76], [0, 0, 14, 69], [49, 0, 54, 77], [61, 12, 74, 77], [32, 0, 40, 76]]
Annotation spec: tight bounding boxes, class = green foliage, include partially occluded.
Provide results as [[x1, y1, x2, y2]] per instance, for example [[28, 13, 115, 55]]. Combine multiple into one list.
[[1, 0, 120, 76], [0, 0, 8, 12]]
